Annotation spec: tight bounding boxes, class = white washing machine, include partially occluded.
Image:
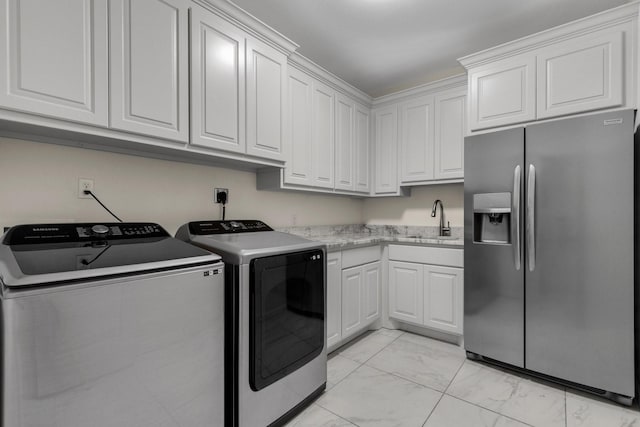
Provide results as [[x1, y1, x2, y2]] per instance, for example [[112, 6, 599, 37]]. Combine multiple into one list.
[[0, 222, 226, 426], [176, 220, 326, 427]]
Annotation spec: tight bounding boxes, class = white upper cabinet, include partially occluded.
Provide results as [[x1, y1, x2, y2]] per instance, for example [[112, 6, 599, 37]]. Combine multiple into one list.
[[334, 93, 355, 191], [311, 80, 335, 189], [468, 55, 536, 131], [399, 95, 434, 183], [284, 67, 314, 186], [190, 5, 246, 153], [246, 37, 287, 161], [110, 0, 188, 141], [537, 31, 623, 119], [434, 88, 465, 180], [0, 0, 108, 125], [373, 105, 399, 194], [461, 3, 637, 131], [354, 104, 371, 193]]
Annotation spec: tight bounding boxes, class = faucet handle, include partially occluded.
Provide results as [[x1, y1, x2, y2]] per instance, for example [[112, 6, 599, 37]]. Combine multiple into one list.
[[442, 221, 451, 237]]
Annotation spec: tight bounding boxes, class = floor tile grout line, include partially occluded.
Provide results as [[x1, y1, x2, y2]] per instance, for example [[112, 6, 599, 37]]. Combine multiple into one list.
[[339, 329, 405, 366], [421, 389, 446, 427], [442, 394, 536, 427], [442, 357, 467, 395]]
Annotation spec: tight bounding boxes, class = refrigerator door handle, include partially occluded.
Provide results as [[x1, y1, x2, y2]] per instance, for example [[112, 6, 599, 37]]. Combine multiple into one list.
[[527, 164, 536, 271], [512, 165, 521, 270]]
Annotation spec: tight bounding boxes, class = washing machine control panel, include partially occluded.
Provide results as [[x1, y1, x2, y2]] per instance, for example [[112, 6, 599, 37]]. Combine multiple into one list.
[[4, 223, 169, 245], [188, 220, 273, 235]]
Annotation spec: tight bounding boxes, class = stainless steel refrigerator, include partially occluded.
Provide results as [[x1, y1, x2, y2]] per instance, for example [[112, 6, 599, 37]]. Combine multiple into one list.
[[464, 109, 635, 403]]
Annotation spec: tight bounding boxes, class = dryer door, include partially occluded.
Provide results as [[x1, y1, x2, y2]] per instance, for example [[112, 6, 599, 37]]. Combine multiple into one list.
[[249, 249, 325, 391]]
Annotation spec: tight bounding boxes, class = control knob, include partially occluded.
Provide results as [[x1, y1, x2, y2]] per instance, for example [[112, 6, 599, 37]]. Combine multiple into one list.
[[91, 224, 110, 236]]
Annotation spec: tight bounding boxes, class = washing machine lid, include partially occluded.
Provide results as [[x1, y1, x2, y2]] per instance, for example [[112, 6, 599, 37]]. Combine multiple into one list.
[[0, 223, 221, 288], [176, 220, 324, 264]]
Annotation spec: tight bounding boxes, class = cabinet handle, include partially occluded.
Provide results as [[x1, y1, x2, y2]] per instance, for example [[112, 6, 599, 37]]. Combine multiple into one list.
[[526, 164, 536, 272]]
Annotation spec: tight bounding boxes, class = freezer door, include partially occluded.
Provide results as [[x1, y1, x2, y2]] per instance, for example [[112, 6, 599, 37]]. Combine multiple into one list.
[[525, 110, 635, 397], [464, 128, 525, 367]]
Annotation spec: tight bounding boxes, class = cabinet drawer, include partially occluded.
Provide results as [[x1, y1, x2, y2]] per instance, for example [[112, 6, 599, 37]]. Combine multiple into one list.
[[341, 245, 380, 269], [388, 245, 463, 267]]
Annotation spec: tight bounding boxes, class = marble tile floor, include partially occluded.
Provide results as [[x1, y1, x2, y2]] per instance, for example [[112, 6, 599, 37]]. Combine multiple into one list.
[[285, 329, 640, 427]]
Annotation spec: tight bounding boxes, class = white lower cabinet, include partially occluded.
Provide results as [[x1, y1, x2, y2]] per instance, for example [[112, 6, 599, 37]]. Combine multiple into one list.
[[327, 247, 381, 352], [388, 261, 423, 324], [423, 265, 463, 335], [388, 245, 464, 335], [326, 251, 342, 349]]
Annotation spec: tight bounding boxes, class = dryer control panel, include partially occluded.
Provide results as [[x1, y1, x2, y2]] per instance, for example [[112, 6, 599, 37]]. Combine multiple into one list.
[[188, 220, 273, 235]]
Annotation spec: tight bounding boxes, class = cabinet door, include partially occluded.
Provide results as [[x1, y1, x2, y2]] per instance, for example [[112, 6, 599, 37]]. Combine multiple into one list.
[[190, 5, 245, 153], [311, 80, 335, 188], [400, 95, 434, 183], [284, 67, 313, 186], [110, 0, 188, 141], [537, 31, 623, 119], [0, 0, 108, 125], [373, 106, 399, 194], [362, 261, 381, 323], [434, 89, 465, 180], [423, 265, 463, 335], [354, 104, 371, 193], [341, 266, 363, 340], [388, 261, 423, 325], [246, 37, 287, 161], [334, 93, 355, 191], [326, 252, 342, 351], [469, 55, 536, 131]]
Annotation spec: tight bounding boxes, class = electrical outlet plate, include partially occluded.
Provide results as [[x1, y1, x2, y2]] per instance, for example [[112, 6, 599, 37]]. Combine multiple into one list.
[[78, 178, 94, 199], [214, 188, 229, 204]]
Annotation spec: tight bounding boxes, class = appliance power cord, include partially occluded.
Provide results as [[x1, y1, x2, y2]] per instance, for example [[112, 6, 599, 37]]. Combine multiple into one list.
[[84, 190, 123, 223]]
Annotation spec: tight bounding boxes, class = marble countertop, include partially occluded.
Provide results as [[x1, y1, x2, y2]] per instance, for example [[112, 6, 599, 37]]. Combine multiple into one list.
[[276, 224, 464, 251]]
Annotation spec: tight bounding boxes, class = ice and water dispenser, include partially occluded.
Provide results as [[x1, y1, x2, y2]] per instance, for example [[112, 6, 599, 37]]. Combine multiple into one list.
[[473, 193, 511, 244]]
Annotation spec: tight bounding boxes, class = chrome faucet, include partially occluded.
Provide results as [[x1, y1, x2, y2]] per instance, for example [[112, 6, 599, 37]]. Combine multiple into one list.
[[431, 199, 451, 237]]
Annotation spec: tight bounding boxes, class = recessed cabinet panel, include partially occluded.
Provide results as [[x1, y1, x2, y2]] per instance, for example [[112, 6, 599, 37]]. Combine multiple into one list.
[[246, 38, 286, 161], [469, 56, 536, 130], [374, 106, 398, 194], [110, 0, 188, 141], [335, 93, 355, 191], [388, 261, 423, 325], [285, 68, 314, 186], [311, 80, 335, 188], [434, 89, 465, 180], [0, 0, 108, 125], [326, 252, 342, 351], [537, 31, 623, 119], [424, 266, 463, 335], [190, 6, 245, 152], [400, 96, 434, 183], [341, 267, 363, 340], [354, 105, 371, 193]]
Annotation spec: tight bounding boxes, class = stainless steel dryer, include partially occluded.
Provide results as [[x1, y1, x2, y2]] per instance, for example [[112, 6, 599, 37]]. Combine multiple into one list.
[[176, 220, 326, 427], [0, 222, 226, 426]]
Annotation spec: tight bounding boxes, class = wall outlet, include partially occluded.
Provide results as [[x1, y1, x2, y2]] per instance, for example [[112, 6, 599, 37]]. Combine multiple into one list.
[[214, 188, 229, 204], [78, 178, 94, 199]]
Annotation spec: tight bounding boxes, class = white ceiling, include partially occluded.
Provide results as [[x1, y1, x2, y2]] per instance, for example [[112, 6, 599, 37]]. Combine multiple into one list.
[[229, 0, 631, 97]]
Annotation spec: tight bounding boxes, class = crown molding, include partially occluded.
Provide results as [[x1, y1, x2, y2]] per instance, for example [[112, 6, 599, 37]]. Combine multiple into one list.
[[458, 1, 639, 69], [288, 52, 374, 106], [372, 74, 467, 107], [194, 0, 299, 56]]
